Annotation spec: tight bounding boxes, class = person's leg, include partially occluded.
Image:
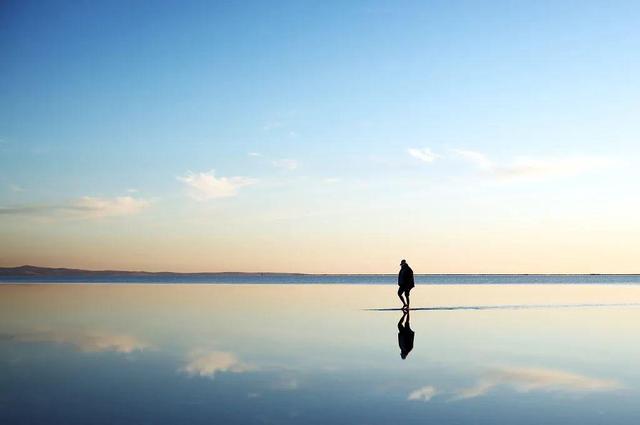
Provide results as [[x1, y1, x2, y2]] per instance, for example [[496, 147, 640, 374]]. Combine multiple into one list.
[[397, 287, 406, 308], [398, 310, 407, 329], [405, 289, 410, 310]]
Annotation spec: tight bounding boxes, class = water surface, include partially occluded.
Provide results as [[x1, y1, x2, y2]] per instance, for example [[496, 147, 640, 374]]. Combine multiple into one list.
[[1, 284, 640, 424]]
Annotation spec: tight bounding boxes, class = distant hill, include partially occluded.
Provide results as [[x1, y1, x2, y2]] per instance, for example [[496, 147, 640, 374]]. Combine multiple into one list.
[[0, 265, 306, 278]]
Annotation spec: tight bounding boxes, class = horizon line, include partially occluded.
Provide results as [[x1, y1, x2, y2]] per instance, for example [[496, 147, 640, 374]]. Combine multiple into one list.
[[2, 265, 640, 276]]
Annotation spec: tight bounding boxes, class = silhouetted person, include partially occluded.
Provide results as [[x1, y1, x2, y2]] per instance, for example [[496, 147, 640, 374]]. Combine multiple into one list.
[[398, 310, 414, 359], [398, 259, 415, 310]]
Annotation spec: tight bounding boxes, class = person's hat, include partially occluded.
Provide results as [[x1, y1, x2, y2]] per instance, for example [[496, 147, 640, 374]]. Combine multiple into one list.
[[400, 259, 407, 265]]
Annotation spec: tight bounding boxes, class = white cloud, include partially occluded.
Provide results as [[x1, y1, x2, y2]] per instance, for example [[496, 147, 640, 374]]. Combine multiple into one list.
[[408, 147, 439, 163], [180, 350, 253, 378], [452, 366, 622, 401], [272, 158, 299, 170], [178, 170, 256, 201], [453, 149, 614, 180], [8, 184, 24, 192], [408, 385, 438, 401], [12, 330, 150, 353], [0, 196, 150, 219], [73, 196, 150, 218], [248, 152, 262, 157]]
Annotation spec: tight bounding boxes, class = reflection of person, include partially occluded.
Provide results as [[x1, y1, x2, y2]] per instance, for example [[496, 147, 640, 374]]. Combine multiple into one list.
[[398, 310, 414, 359], [397, 259, 415, 310]]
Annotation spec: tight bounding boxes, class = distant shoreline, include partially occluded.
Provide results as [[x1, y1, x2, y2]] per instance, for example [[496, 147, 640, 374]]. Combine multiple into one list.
[[1, 265, 640, 277], [2, 266, 640, 285]]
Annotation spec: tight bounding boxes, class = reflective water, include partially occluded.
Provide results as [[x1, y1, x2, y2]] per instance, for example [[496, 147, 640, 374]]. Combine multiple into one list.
[[2, 284, 640, 424]]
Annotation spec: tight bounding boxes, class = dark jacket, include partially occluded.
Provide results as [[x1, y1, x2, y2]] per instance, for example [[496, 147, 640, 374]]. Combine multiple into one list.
[[398, 264, 415, 289], [398, 321, 414, 358]]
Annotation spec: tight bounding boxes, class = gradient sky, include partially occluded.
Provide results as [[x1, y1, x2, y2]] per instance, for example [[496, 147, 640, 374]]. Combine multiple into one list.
[[1, 0, 640, 273]]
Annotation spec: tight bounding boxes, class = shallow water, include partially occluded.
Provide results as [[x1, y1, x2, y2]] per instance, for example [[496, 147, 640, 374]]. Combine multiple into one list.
[[2, 284, 640, 424]]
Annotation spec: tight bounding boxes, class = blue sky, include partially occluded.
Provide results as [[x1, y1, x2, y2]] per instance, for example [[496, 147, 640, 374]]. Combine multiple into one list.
[[1, 1, 640, 272]]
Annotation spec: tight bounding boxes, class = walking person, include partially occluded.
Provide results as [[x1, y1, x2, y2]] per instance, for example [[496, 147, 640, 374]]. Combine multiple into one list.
[[397, 309, 414, 359], [397, 259, 415, 310]]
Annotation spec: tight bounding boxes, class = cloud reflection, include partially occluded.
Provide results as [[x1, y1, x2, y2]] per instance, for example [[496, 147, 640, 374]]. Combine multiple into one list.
[[11, 330, 150, 353], [408, 386, 438, 401], [271, 376, 299, 391], [180, 350, 253, 378], [452, 366, 622, 401]]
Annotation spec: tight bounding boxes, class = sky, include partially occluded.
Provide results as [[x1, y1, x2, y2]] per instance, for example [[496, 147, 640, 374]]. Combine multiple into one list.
[[1, 0, 640, 273]]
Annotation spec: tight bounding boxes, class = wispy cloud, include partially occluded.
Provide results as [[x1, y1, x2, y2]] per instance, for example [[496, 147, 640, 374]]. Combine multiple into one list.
[[451, 366, 622, 401], [262, 121, 284, 131], [9, 330, 150, 353], [408, 147, 439, 163], [272, 158, 299, 170], [73, 196, 150, 218], [0, 205, 58, 215], [453, 149, 614, 180], [0, 196, 150, 219], [177, 170, 256, 201], [453, 149, 493, 169], [408, 385, 438, 401], [323, 177, 341, 184], [180, 350, 253, 378], [250, 152, 300, 171]]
